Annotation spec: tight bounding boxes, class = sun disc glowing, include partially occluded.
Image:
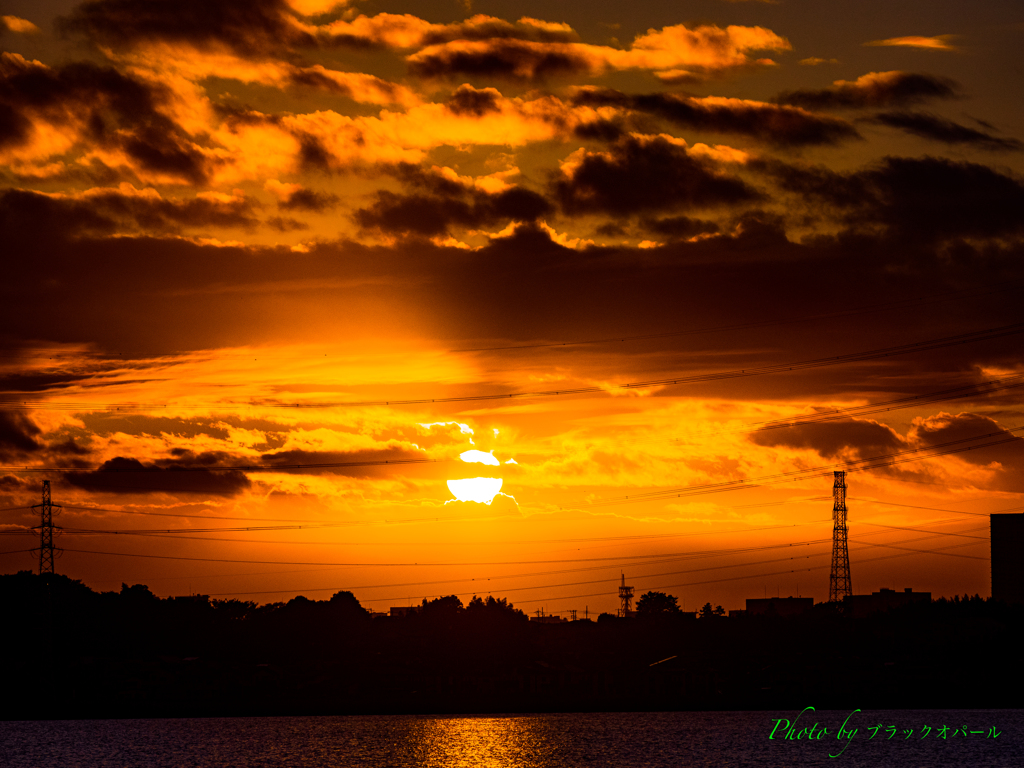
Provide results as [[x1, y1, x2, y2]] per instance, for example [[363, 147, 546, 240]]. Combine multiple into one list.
[[447, 477, 503, 503]]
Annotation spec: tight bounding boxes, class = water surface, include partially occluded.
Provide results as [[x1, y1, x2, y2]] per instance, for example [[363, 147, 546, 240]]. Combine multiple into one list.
[[1, 710, 1017, 767]]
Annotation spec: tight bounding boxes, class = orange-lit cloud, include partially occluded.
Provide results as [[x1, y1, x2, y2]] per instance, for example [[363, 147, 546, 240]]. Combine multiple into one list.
[[408, 23, 790, 82], [865, 35, 957, 51], [1, 16, 40, 34]]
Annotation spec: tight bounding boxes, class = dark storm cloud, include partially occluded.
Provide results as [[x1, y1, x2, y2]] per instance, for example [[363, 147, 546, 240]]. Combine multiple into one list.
[[0, 475, 27, 491], [0, 189, 118, 240], [355, 167, 552, 237], [65, 457, 251, 495], [284, 67, 338, 92], [749, 418, 906, 459], [48, 438, 91, 457], [0, 188, 259, 239], [747, 412, 1024, 492], [644, 215, 721, 240], [166, 449, 238, 465], [420, 18, 579, 46], [445, 84, 502, 117], [9, 157, 125, 187], [89, 189, 259, 232], [775, 71, 959, 110], [297, 133, 335, 172], [0, 54, 206, 184], [408, 40, 593, 82], [2, 182, 1023, 399], [0, 412, 43, 459], [213, 103, 282, 127], [59, 0, 317, 57], [573, 88, 859, 147], [62, 0, 577, 59], [0, 356, 167, 397], [908, 413, 1024, 492], [758, 156, 1024, 243], [853, 157, 1024, 242], [259, 447, 430, 477], [911, 412, 1023, 458], [573, 119, 626, 142], [278, 187, 339, 212], [553, 135, 760, 216], [870, 111, 1023, 151], [266, 215, 309, 231], [0, 100, 31, 147]]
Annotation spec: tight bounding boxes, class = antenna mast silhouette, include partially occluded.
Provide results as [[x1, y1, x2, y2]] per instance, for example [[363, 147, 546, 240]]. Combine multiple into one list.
[[32, 480, 61, 575], [828, 471, 852, 606], [618, 573, 634, 617]]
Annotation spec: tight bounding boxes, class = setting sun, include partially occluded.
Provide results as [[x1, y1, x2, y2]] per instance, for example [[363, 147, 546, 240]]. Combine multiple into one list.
[[447, 477, 504, 503]]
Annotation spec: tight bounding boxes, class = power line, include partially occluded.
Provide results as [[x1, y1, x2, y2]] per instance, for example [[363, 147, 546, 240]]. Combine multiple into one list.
[[859, 520, 988, 539], [849, 538, 987, 560], [512, 539, 987, 606], [36, 523, 987, 603], [209, 548, 836, 599], [59, 505, 335, 523], [857, 499, 1022, 519], [29, 519, 825, 542], [7, 512, 985, 604], [0, 458, 442, 473], [50, 539, 836, 568], [206, 530, 988, 602], [21, 502, 998, 544]]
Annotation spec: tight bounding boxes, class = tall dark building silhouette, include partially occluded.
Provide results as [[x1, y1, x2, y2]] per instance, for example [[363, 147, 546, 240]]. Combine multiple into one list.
[[829, 471, 852, 606], [991, 513, 1024, 604]]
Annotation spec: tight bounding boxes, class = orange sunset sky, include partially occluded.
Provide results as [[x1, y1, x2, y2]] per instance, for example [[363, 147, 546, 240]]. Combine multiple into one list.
[[2, 0, 1024, 614]]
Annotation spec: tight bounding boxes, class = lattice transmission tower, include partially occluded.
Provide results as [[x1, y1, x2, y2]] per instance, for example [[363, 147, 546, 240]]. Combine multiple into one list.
[[618, 573, 634, 617], [828, 471, 852, 606], [31, 480, 62, 575]]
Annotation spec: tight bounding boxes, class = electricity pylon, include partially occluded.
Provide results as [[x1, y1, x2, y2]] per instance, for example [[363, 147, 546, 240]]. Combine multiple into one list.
[[618, 573, 634, 617], [31, 480, 61, 575], [828, 471, 852, 607]]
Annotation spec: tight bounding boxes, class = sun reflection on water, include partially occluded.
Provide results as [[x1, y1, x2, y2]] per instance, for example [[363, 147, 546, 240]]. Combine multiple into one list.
[[411, 717, 546, 768]]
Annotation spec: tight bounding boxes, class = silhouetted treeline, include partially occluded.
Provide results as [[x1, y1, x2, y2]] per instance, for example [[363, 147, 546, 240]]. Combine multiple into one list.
[[2, 571, 1022, 719]]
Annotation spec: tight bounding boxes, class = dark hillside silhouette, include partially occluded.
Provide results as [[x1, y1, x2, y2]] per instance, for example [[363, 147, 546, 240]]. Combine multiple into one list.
[[2, 571, 1021, 719]]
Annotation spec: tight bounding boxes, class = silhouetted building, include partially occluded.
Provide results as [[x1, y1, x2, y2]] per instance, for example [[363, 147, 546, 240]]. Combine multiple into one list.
[[389, 606, 418, 618], [728, 609, 747, 618], [745, 596, 813, 617], [845, 587, 930, 617], [991, 513, 1024, 604], [530, 615, 568, 624]]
